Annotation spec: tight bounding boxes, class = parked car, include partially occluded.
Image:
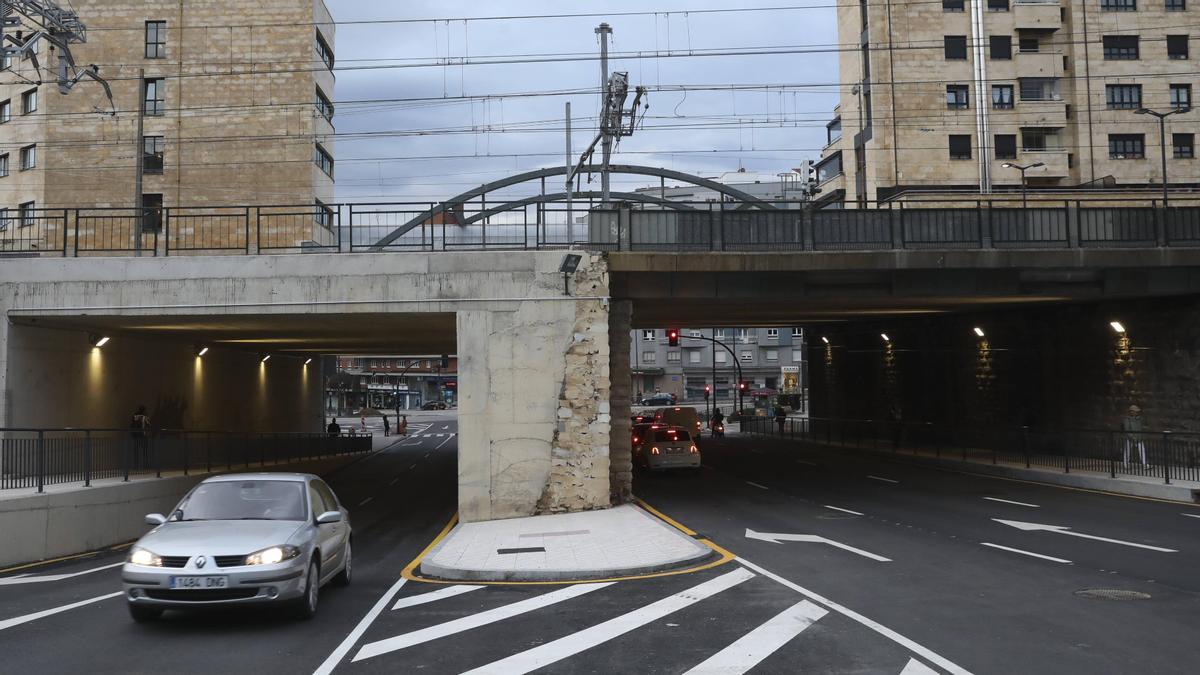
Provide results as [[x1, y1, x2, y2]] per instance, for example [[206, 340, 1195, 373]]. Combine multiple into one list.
[[640, 394, 675, 406], [122, 473, 352, 622], [422, 400, 449, 410], [633, 426, 700, 471]]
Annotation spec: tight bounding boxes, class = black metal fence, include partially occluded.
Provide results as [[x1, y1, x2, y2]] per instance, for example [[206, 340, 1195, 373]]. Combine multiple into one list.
[[4, 199, 1200, 256], [0, 428, 374, 492], [741, 416, 1200, 485]]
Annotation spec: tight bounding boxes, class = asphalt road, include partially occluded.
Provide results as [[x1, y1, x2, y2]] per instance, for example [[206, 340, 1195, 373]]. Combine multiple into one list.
[[1, 420, 1197, 674]]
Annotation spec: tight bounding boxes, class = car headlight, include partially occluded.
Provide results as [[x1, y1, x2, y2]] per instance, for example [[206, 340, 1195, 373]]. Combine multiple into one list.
[[128, 547, 163, 567], [244, 545, 301, 566]]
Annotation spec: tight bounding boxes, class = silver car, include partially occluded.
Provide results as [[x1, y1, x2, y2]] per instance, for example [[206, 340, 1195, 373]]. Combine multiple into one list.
[[121, 473, 352, 622]]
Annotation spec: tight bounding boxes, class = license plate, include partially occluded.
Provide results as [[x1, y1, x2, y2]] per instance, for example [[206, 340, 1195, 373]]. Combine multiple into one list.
[[170, 576, 229, 589]]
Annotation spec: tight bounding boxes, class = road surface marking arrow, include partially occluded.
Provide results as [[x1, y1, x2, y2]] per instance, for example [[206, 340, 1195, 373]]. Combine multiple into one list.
[[745, 529, 891, 562], [991, 519, 1177, 552]]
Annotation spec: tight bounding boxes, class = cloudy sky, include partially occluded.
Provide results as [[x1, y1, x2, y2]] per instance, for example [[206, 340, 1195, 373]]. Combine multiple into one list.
[[323, 1, 839, 203]]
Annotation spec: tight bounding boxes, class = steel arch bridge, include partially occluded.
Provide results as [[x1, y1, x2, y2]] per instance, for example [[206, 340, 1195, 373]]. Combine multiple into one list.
[[372, 164, 778, 248]]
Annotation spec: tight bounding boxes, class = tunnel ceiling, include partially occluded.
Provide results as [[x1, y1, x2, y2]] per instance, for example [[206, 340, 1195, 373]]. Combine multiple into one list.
[[9, 313, 458, 355]]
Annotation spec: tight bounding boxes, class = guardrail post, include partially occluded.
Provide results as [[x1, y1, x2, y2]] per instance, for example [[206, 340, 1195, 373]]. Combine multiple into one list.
[[893, 203, 904, 249], [1109, 431, 1117, 478], [1067, 201, 1080, 248], [801, 208, 814, 251], [1163, 431, 1172, 484], [36, 430, 45, 493], [84, 430, 92, 487], [1063, 439, 1070, 474], [73, 209, 81, 257], [1023, 426, 1031, 468], [182, 433, 189, 476], [154, 433, 161, 478], [206, 432, 213, 473], [1155, 201, 1167, 247], [123, 433, 131, 482]]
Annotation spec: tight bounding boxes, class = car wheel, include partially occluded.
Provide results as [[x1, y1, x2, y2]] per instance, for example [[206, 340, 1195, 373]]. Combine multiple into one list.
[[333, 541, 352, 587], [128, 603, 162, 623], [292, 559, 320, 620]]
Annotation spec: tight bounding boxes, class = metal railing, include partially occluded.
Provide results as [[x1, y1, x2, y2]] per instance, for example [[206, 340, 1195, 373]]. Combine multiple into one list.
[[3, 198, 1200, 256], [741, 416, 1200, 485], [0, 428, 374, 492]]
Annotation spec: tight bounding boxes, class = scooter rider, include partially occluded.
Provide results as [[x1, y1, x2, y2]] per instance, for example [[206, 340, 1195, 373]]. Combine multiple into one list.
[[711, 408, 725, 437]]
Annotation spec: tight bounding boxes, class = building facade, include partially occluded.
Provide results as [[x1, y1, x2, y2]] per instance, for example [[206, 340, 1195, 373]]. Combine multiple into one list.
[[327, 356, 459, 414], [631, 328, 808, 410], [817, 0, 1200, 205], [0, 0, 335, 250]]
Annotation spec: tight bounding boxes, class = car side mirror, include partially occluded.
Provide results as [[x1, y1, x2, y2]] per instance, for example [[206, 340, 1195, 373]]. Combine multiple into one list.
[[316, 511, 342, 525], [144, 513, 167, 526]]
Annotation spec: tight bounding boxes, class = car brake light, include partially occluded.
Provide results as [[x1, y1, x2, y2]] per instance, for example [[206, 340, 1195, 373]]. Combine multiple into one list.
[[651, 447, 660, 455], [689, 445, 698, 454], [632, 436, 639, 443]]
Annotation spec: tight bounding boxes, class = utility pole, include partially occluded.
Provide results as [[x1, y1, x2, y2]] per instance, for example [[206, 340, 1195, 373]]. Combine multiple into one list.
[[565, 101, 572, 246], [135, 69, 145, 256], [596, 23, 613, 206]]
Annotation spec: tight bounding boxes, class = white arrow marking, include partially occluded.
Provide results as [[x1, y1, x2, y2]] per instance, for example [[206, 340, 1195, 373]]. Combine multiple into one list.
[[745, 529, 891, 562], [992, 519, 1178, 552], [0, 562, 123, 586], [983, 497, 1039, 508]]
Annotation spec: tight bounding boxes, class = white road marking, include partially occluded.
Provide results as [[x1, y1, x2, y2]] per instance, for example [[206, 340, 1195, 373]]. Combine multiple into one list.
[[980, 542, 1072, 564], [868, 475, 900, 484], [408, 464, 417, 470], [983, 497, 1039, 508], [823, 505, 864, 516], [442, 425, 450, 430], [0, 562, 123, 586], [1182, 513, 1200, 520], [0, 592, 121, 631], [992, 519, 1178, 553], [683, 600, 827, 674], [389, 477, 400, 486], [353, 582, 612, 662], [795, 459, 818, 466], [434, 435, 456, 450], [736, 557, 974, 675], [460, 568, 756, 675], [391, 584, 484, 611], [746, 481, 770, 490], [358, 497, 373, 507], [312, 578, 408, 675], [900, 657, 941, 674], [424, 453, 430, 459], [745, 529, 891, 562]]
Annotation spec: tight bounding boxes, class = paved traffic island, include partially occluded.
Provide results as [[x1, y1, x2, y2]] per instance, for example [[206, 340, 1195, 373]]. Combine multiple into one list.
[[418, 504, 716, 582]]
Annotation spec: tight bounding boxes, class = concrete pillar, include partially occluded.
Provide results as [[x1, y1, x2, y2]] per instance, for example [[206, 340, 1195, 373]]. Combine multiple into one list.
[[608, 300, 633, 503]]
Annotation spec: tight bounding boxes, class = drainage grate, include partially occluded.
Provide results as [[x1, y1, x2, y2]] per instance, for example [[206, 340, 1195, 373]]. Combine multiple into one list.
[[1074, 588, 1152, 601], [496, 547, 546, 555]]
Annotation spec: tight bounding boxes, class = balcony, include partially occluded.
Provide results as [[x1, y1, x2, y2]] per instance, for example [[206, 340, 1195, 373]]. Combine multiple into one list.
[[1014, 50, 1063, 78], [1013, 0, 1062, 31], [1016, 100, 1067, 126], [1013, 149, 1070, 178]]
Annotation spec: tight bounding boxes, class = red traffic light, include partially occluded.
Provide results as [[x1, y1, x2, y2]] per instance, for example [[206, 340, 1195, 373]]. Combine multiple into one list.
[[667, 328, 680, 346], [704, 385, 711, 392], [739, 382, 748, 390]]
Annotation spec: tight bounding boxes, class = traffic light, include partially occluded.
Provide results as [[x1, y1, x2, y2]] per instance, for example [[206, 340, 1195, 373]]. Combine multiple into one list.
[[739, 381, 748, 392], [667, 328, 680, 347], [704, 385, 711, 400]]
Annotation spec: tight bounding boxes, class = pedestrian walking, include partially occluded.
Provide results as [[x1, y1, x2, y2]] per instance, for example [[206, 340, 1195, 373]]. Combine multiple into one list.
[[326, 418, 340, 438], [382, 414, 390, 437], [360, 414, 367, 431], [774, 405, 787, 434], [130, 405, 151, 469], [399, 414, 408, 437], [1122, 404, 1147, 466]]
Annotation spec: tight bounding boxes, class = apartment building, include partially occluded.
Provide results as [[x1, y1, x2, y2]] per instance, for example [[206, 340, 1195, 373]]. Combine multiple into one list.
[[816, 0, 1199, 205], [0, 0, 335, 247], [327, 356, 459, 414], [631, 328, 808, 405]]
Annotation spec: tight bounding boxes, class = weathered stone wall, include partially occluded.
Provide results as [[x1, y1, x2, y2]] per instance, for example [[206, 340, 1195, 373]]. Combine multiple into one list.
[[810, 297, 1200, 434]]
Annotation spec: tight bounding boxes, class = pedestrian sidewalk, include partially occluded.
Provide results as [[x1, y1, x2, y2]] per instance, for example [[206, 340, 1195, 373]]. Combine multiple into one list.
[[419, 504, 716, 582]]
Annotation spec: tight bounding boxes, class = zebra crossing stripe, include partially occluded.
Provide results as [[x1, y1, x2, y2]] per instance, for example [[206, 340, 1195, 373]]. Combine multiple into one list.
[[392, 585, 484, 611], [460, 567, 756, 675], [682, 600, 827, 674], [352, 582, 612, 662], [900, 657, 940, 674]]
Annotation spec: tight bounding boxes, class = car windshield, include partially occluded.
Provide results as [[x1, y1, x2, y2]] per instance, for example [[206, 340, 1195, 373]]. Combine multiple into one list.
[[173, 480, 307, 521], [654, 429, 691, 442]]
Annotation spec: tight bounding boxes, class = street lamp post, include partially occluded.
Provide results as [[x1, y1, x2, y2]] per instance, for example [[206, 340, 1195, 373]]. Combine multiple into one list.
[[1135, 107, 1191, 208], [1000, 161, 1044, 209]]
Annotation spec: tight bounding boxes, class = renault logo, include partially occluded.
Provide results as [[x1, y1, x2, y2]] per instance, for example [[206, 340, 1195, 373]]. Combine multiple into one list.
[[196, 556, 207, 569]]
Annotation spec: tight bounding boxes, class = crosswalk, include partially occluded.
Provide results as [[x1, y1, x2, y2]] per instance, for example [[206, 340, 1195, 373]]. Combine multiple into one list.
[[327, 565, 958, 674]]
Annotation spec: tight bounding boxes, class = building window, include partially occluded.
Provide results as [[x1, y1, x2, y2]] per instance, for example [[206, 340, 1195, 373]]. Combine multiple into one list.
[[792, 349, 803, 362], [990, 35, 1012, 60], [1019, 78, 1059, 101], [1109, 134, 1145, 159], [642, 351, 656, 364], [19, 144, 35, 170], [315, 199, 334, 229], [1171, 84, 1192, 109], [0, 208, 8, 232], [1103, 35, 1139, 60], [1100, 0, 1137, 9], [943, 0, 965, 10], [314, 143, 334, 178], [949, 134, 972, 160], [1167, 35, 1189, 60], [1019, 36, 1040, 53], [315, 86, 334, 123], [946, 84, 970, 109], [1105, 84, 1142, 109], [740, 351, 754, 362], [715, 351, 727, 364], [145, 21, 166, 59], [142, 136, 164, 174], [0, 153, 7, 178], [141, 194, 163, 232], [1022, 128, 1060, 151], [642, 329, 656, 341], [714, 329, 726, 340], [766, 328, 779, 340], [1166, 0, 1185, 10], [988, 0, 1009, 10], [944, 36, 967, 59], [765, 349, 779, 362], [688, 351, 701, 364], [667, 351, 681, 363], [1174, 133, 1194, 159], [21, 88, 36, 114], [143, 78, 165, 115], [690, 329, 703, 337], [826, 117, 841, 145], [737, 328, 751, 343], [18, 201, 35, 227], [316, 30, 335, 70], [995, 134, 1018, 159], [0, 99, 9, 123], [992, 84, 1014, 109], [792, 328, 803, 338]]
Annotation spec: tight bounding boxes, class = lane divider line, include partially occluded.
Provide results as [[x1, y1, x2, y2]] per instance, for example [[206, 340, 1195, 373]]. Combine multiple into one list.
[[359, 497, 374, 507], [980, 542, 1072, 564], [746, 481, 770, 491], [1182, 513, 1200, 520], [391, 584, 484, 611], [459, 569, 756, 674], [822, 505, 864, 516], [795, 460, 818, 467], [0, 592, 122, 632], [867, 475, 900, 484], [312, 578, 408, 675], [682, 599, 828, 675], [0, 562, 123, 586], [983, 497, 1040, 508]]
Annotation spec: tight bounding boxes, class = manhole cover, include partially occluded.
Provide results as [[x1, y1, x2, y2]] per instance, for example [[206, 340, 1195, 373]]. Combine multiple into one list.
[[1074, 589, 1152, 601]]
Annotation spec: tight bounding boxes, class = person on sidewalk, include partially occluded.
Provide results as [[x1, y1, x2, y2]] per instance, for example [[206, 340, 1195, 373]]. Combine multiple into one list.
[[1122, 404, 1147, 466], [774, 405, 787, 434], [130, 405, 151, 469], [326, 418, 341, 438], [382, 414, 390, 437], [398, 414, 408, 437]]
